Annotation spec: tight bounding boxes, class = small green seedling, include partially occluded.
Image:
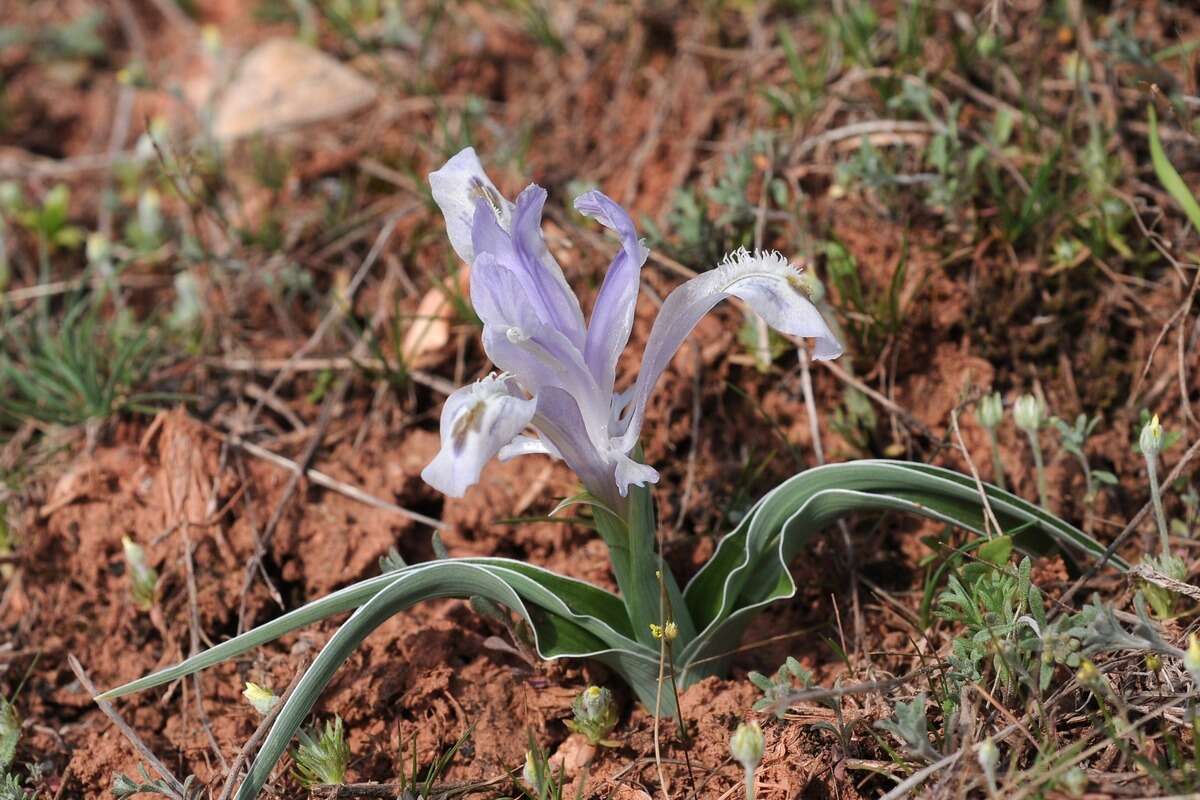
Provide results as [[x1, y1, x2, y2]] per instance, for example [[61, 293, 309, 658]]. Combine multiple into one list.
[[875, 693, 939, 763], [292, 716, 349, 789], [1050, 413, 1116, 503], [112, 765, 202, 800], [749, 656, 813, 719]]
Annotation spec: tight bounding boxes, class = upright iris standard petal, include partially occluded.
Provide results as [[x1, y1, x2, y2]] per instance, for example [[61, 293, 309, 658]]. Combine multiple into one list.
[[614, 249, 842, 451], [421, 375, 536, 497], [472, 187, 586, 347], [429, 148, 514, 264], [468, 251, 528, 330], [471, 252, 609, 442], [481, 319, 610, 447], [575, 190, 648, 396]]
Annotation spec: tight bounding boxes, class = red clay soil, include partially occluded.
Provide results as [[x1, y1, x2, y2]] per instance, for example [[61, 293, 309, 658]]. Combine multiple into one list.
[[2, 2, 1199, 799]]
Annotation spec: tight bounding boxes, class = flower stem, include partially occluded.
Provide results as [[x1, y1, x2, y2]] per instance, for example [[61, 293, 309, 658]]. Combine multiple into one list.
[[595, 483, 695, 651], [744, 765, 756, 800], [1146, 453, 1171, 558], [986, 428, 1006, 491], [1025, 429, 1049, 510]]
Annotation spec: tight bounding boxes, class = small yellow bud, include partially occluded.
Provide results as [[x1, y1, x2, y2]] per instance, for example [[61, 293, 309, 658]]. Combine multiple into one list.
[[649, 621, 677, 641], [122, 536, 157, 611], [729, 721, 765, 769], [201, 24, 222, 54], [1076, 659, 1101, 687], [522, 751, 547, 795], [1184, 633, 1200, 682], [1140, 414, 1164, 456], [242, 682, 278, 715]]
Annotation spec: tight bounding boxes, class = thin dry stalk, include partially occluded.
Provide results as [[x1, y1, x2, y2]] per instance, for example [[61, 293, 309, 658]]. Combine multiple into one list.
[[68, 655, 188, 799]]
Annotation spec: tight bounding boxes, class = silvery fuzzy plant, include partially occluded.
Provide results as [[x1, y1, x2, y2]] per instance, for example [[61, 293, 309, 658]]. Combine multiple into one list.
[[97, 148, 1125, 799]]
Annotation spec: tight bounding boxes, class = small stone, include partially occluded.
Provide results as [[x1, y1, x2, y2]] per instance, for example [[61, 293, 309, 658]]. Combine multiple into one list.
[[213, 38, 377, 141], [548, 733, 596, 775]]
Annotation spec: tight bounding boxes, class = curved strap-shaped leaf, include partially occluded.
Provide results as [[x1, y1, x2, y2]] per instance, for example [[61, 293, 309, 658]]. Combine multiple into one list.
[[679, 460, 1128, 679], [235, 561, 663, 799], [98, 556, 641, 700]]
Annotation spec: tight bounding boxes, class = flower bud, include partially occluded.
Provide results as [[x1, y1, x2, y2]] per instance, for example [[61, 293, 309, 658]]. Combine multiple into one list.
[[1075, 659, 1101, 688], [794, 268, 826, 304], [121, 536, 157, 610], [0, 696, 19, 767], [1062, 766, 1087, 796], [1013, 394, 1044, 433], [649, 621, 678, 641], [0, 181, 23, 212], [1184, 633, 1200, 684], [242, 682, 279, 715], [977, 737, 998, 790], [137, 188, 163, 243], [86, 232, 111, 266], [1140, 414, 1163, 457], [978, 392, 1003, 430], [729, 721, 765, 770], [201, 23, 222, 55], [566, 685, 619, 746], [522, 751, 547, 796]]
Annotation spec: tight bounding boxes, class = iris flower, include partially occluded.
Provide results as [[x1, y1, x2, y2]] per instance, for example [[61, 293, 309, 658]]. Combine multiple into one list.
[[421, 148, 841, 511]]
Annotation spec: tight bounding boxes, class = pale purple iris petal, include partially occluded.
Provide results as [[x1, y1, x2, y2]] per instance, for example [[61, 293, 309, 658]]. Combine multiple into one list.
[[471, 249, 607, 435], [615, 249, 842, 452], [528, 387, 623, 509], [428, 148, 513, 264], [575, 190, 648, 396], [421, 375, 536, 497], [511, 186, 586, 346], [480, 317, 610, 448], [498, 434, 559, 461], [613, 454, 658, 497], [471, 186, 586, 348], [469, 252, 528, 330], [424, 149, 843, 506]]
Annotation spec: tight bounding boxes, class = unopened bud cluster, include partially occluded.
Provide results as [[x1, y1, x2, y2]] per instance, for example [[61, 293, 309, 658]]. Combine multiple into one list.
[[649, 621, 678, 641], [1140, 414, 1163, 456], [564, 686, 619, 746], [729, 721, 764, 769], [121, 536, 157, 611], [1012, 394, 1044, 433], [243, 682, 279, 715], [977, 392, 1003, 430]]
